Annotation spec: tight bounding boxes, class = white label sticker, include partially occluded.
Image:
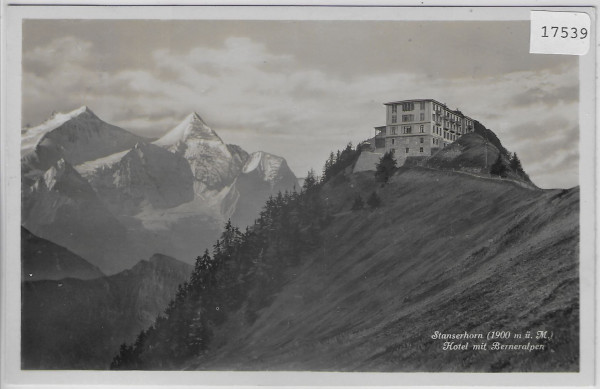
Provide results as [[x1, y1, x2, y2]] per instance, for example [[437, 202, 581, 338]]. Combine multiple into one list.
[[530, 11, 591, 55]]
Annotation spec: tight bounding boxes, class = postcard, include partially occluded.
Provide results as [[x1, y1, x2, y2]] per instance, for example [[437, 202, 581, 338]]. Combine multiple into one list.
[[1, 3, 596, 388]]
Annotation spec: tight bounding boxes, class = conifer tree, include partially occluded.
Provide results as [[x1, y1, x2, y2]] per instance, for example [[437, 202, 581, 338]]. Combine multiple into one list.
[[302, 169, 318, 191], [509, 152, 523, 175], [375, 151, 397, 184], [490, 153, 507, 177]]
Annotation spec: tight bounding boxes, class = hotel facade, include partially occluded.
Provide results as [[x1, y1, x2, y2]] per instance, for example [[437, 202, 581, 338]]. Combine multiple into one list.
[[374, 99, 475, 165]]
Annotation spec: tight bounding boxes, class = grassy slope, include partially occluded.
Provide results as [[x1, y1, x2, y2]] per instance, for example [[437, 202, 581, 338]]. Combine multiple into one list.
[[188, 167, 578, 372], [424, 133, 535, 187]]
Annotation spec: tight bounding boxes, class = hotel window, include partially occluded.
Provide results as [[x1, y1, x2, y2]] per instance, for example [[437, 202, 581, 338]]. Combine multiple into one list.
[[420, 102, 425, 110], [391, 105, 397, 113], [420, 113, 425, 121], [390, 126, 397, 135], [403, 126, 412, 134], [420, 125, 424, 133], [402, 102, 414, 111], [419, 147, 424, 153], [391, 115, 397, 123], [405, 148, 409, 153], [402, 114, 414, 122], [391, 138, 395, 145], [420, 137, 424, 143]]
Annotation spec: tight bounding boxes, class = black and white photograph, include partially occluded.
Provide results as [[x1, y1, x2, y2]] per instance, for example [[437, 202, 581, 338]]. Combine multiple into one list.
[[1, 3, 596, 388]]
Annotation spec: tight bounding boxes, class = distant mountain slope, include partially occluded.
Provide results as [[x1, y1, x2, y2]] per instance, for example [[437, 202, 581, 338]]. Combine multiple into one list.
[[77, 142, 195, 216], [153, 112, 246, 192], [21, 109, 298, 273], [22, 106, 146, 174], [232, 151, 298, 227], [21, 227, 104, 281], [21, 253, 192, 369], [21, 158, 133, 273]]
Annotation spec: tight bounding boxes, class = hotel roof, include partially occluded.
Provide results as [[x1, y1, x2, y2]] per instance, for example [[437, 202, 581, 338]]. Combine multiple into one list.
[[384, 99, 474, 120]]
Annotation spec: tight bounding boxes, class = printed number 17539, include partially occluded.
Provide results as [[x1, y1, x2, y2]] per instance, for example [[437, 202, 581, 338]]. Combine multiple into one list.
[[541, 26, 588, 39]]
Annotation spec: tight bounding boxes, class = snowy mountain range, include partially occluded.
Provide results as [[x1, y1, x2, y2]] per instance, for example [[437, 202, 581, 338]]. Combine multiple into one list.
[[21, 107, 298, 273]]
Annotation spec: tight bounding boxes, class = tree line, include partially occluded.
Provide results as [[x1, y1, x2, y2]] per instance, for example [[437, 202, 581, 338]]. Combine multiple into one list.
[[110, 143, 362, 369]]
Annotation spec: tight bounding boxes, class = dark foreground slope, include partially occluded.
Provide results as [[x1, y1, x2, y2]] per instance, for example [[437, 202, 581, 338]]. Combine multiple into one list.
[[183, 168, 578, 372], [113, 161, 578, 372], [22, 254, 191, 369], [21, 227, 104, 281]]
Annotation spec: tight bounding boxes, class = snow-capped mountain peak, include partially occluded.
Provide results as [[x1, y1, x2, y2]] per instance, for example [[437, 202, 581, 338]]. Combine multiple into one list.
[[241, 151, 297, 191], [243, 151, 284, 182], [154, 112, 223, 147], [152, 112, 242, 191], [43, 158, 67, 190], [21, 105, 145, 175], [40, 158, 90, 193], [22, 106, 98, 156]]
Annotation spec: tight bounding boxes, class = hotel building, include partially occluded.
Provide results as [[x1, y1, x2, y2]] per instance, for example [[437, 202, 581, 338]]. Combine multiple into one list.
[[374, 99, 475, 165]]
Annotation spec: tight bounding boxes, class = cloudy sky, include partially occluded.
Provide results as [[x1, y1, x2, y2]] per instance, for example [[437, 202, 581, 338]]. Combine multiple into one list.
[[22, 19, 579, 188]]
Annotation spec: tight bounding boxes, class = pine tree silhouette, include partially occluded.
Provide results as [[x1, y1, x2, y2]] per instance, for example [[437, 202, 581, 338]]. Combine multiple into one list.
[[375, 151, 397, 184], [490, 154, 507, 177]]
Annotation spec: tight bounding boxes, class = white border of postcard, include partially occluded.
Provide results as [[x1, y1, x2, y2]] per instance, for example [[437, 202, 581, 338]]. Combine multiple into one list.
[[1, 2, 597, 389]]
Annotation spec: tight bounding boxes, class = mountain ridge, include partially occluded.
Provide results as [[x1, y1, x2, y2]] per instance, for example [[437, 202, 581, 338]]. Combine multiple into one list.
[[22, 108, 298, 274], [21, 227, 105, 281], [21, 252, 192, 369], [22, 106, 146, 174]]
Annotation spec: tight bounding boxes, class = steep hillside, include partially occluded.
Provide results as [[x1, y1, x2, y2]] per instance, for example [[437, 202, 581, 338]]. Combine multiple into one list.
[[111, 152, 578, 372], [188, 168, 577, 372], [423, 132, 535, 186], [424, 132, 500, 171], [21, 254, 192, 369], [473, 119, 509, 156], [21, 227, 104, 281]]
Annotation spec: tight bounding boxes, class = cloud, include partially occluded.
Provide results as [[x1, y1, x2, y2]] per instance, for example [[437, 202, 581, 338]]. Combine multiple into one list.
[[506, 85, 579, 108], [23, 36, 94, 75], [500, 118, 578, 188]]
